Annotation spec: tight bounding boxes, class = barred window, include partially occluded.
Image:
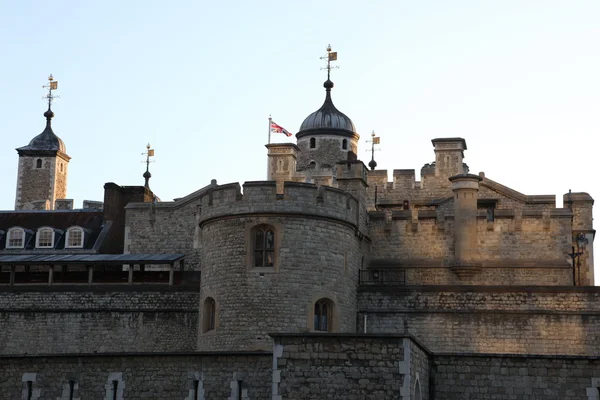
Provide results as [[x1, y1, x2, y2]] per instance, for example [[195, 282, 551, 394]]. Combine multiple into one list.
[[254, 228, 275, 267], [7, 228, 25, 248], [36, 228, 54, 248], [66, 227, 84, 248]]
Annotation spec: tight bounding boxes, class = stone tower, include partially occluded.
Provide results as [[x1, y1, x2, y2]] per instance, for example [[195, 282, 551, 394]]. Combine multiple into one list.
[[15, 103, 70, 210]]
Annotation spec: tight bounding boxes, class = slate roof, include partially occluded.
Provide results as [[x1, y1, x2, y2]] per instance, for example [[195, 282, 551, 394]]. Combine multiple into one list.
[[0, 210, 104, 251]]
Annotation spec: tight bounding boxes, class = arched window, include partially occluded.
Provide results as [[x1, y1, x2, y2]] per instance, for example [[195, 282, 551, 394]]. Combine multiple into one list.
[[342, 139, 347, 150], [310, 138, 316, 148], [308, 161, 317, 169], [36, 159, 42, 169], [6, 228, 25, 249], [254, 227, 275, 267], [314, 298, 333, 332], [36, 227, 55, 248], [414, 378, 422, 400], [202, 297, 216, 333], [66, 227, 84, 248]]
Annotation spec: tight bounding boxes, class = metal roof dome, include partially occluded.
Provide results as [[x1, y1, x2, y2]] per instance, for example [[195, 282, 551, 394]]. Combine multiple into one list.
[[297, 80, 357, 139], [16, 108, 67, 155]]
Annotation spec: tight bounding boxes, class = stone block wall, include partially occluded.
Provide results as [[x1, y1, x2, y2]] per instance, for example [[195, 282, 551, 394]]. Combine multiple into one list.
[[359, 288, 600, 356], [0, 352, 271, 400], [434, 354, 600, 399], [125, 193, 206, 271], [272, 334, 427, 400], [368, 210, 572, 285], [0, 287, 199, 355]]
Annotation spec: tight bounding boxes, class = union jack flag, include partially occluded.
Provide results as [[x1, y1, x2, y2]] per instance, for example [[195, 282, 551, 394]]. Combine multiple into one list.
[[270, 121, 293, 137]]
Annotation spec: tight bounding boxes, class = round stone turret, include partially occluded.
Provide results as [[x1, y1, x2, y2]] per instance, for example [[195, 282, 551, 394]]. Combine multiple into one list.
[[296, 80, 359, 172], [197, 181, 363, 351]]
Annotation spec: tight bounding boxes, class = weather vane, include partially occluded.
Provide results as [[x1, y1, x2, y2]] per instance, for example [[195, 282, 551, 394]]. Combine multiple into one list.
[[320, 44, 339, 80], [142, 143, 155, 189], [42, 74, 59, 109], [366, 131, 381, 170]]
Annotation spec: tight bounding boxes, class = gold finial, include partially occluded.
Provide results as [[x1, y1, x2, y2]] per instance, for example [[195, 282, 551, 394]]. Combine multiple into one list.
[[320, 44, 339, 80], [42, 74, 59, 109]]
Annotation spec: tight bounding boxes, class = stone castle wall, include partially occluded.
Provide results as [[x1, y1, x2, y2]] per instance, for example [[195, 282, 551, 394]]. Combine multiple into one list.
[[434, 354, 600, 399], [124, 183, 217, 271], [359, 288, 600, 356], [272, 334, 430, 400], [0, 288, 199, 355], [0, 352, 271, 400], [197, 181, 365, 351]]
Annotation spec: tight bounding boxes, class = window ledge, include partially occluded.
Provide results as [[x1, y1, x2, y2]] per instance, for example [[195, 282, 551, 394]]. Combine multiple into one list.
[[250, 267, 277, 274]]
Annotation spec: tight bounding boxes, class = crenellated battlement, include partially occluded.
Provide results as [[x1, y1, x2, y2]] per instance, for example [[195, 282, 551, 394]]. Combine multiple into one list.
[[198, 180, 360, 228]]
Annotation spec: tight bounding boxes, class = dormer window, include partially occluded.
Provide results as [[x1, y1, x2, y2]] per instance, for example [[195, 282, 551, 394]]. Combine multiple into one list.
[[36, 227, 55, 248], [6, 228, 25, 249], [66, 227, 84, 248]]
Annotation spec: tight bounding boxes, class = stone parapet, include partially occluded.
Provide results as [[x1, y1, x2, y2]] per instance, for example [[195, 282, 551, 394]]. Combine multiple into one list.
[[198, 181, 359, 230]]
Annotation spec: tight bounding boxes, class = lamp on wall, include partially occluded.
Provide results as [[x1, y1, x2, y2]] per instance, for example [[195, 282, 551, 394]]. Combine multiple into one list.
[[568, 233, 588, 286]]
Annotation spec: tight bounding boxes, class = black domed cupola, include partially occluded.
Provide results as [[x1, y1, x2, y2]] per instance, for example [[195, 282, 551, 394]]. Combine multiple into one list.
[[296, 78, 357, 139]]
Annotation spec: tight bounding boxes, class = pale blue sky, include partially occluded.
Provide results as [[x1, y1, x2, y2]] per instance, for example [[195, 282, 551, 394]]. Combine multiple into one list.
[[1, 1, 599, 274]]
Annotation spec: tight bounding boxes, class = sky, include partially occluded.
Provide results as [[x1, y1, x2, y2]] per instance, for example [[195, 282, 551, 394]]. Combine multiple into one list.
[[1, 1, 599, 275]]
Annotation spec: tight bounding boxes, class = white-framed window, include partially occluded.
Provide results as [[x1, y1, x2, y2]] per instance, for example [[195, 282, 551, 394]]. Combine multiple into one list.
[[36, 227, 55, 248], [6, 228, 25, 249], [65, 227, 84, 248]]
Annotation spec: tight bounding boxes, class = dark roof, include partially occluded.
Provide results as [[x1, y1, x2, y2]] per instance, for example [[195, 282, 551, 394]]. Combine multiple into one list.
[[16, 109, 68, 156], [0, 253, 185, 265], [297, 79, 357, 139], [0, 210, 104, 251]]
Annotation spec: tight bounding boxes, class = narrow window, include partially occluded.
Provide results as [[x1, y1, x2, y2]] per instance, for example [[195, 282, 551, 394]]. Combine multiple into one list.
[[7, 228, 25, 248], [254, 228, 275, 267], [68, 380, 75, 400], [36, 159, 42, 168], [203, 297, 216, 333], [60, 163, 64, 173], [66, 227, 84, 248], [193, 380, 200, 400], [486, 208, 494, 222], [27, 381, 33, 400], [237, 380, 243, 400], [36, 228, 54, 248], [112, 380, 119, 400], [342, 139, 347, 150], [310, 137, 316, 148], [314, 299, 332, 332]]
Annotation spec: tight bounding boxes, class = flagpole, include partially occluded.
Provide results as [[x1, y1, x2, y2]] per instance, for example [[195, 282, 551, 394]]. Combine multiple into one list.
[[268, 115, 272, 145]]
